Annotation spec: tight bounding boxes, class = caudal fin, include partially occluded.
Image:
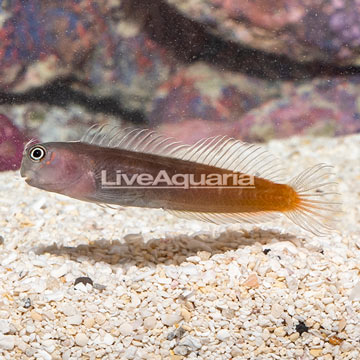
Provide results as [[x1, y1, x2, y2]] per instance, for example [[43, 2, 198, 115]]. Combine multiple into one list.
[[285, 163, 341, 236]]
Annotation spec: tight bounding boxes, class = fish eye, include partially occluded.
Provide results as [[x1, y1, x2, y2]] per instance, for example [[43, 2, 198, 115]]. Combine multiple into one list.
[[29, 146, 46, 162]]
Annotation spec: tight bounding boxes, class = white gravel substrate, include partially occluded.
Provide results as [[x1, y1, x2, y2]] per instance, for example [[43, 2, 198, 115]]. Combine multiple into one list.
[[0, 134, 359, 360]]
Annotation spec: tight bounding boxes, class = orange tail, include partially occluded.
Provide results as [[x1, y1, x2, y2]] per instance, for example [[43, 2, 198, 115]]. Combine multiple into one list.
[[285, 164, 341, 236]]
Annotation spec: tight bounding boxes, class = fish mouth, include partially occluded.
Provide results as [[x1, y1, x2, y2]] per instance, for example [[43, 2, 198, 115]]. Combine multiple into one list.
[[21, 170, 34, 183], [20, 163, 32, 178], [24, 175, 36, 186], [20, 169, 52, 188], [20, 167, 84, 193], [22, 172, 77, 193], [24, 177, 38, 186]]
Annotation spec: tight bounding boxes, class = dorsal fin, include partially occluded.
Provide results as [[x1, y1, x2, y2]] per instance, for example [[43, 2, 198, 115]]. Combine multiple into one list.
[[81, 125, 285, 182], [81, 124, 189, 158]]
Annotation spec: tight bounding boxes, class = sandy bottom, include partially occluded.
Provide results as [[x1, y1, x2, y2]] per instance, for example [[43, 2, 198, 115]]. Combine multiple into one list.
[[0, 134, 359, 360]]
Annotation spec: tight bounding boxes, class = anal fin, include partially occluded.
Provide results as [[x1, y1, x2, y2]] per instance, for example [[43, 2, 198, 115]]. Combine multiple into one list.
[[166, 209, 279, 225]]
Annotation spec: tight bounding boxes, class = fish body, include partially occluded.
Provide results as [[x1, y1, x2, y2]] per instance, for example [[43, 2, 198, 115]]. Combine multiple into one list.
[[20, 126, 339, 235]]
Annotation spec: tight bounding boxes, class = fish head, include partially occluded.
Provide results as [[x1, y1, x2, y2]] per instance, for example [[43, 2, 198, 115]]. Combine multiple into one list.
[[20, 142, 91, 194]]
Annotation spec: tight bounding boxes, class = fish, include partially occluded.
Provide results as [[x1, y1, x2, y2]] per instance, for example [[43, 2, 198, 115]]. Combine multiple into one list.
[[20, 125, 340, 236]]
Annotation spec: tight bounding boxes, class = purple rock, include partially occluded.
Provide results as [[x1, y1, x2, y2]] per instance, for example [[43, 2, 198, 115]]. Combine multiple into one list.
[[157, 75, 360, 143], [238, 76, 360, 141], [166, 0, 360, 65], [150, 63, 280, 131], [0, 114, 26, 171], [0, 0, 109, 91]]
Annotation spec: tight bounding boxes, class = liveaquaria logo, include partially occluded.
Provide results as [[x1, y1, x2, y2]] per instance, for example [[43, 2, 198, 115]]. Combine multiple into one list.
[[101, 170, 255, 189]]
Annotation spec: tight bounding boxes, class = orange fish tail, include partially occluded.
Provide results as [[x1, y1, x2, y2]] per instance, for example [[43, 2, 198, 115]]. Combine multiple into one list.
[[284, 164, 341, 236]]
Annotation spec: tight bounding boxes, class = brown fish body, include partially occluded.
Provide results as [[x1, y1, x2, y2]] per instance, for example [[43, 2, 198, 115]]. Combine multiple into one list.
[[20, 126, 338, 235], [64, 143, 297, 213]]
